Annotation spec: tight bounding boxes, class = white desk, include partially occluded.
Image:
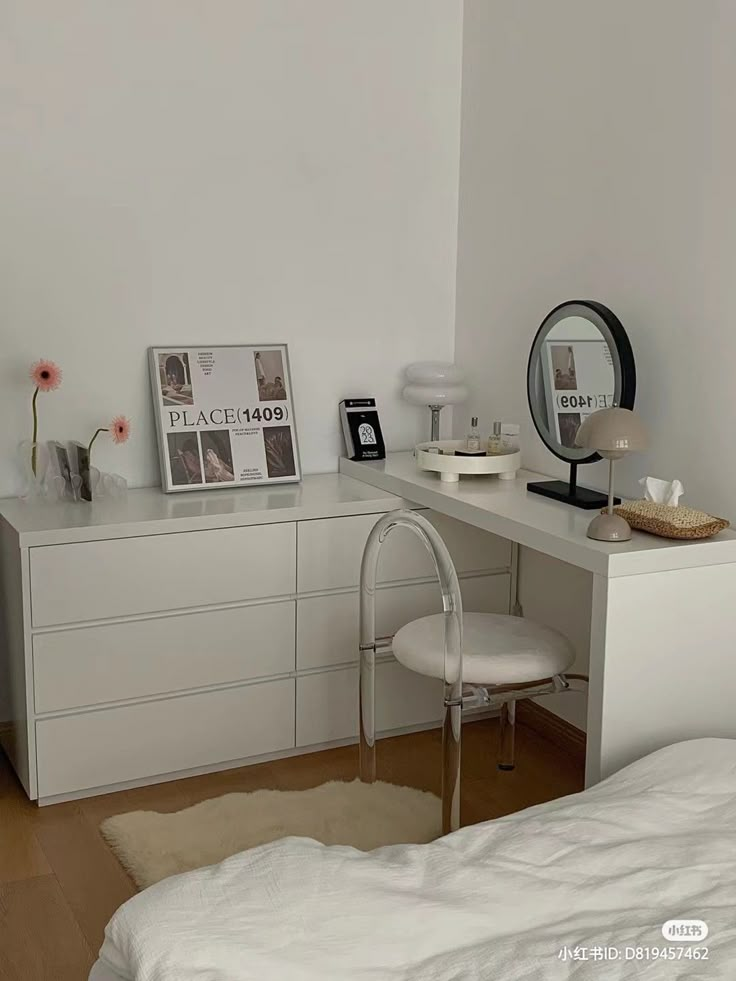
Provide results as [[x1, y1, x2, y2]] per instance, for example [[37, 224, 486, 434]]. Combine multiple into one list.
[[341, 453, 736, 784]]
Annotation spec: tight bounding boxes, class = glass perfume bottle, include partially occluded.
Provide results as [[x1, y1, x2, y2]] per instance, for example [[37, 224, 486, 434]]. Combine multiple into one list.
[[487, 421, 503, 454], [466, 417, 482, 453]]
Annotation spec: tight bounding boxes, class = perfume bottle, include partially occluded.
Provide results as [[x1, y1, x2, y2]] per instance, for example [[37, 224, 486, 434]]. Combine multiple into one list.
[[487, 421, 503, 454], [500, 423, 520, 452], [466, 417, 482, 452], [457, 416, 485, 456]]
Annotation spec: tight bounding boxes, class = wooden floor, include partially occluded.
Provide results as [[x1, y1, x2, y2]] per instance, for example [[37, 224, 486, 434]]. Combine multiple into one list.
[[0, 718, 583, 981]]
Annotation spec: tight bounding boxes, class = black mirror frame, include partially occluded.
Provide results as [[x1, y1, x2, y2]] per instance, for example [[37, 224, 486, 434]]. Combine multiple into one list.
[[526, 299, 637, 509]]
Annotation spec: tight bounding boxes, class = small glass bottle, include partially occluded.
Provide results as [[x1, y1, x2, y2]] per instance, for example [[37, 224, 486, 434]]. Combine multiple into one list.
[[487, 421, 503, 454], [466, 416, 482, 453]]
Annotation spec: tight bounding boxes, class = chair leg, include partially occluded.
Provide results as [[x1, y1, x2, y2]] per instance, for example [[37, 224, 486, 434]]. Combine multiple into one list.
[[441, 683, 462, 835], [498, 700, 516, 771], [359, 646, 376, 783]]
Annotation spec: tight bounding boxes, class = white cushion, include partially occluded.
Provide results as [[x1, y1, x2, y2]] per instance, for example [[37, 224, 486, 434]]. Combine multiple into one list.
[[392, 612, 575, 686]]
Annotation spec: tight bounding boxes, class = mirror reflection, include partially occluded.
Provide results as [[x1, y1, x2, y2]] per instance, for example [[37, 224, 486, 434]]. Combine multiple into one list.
[[538, 317, 615, 450]]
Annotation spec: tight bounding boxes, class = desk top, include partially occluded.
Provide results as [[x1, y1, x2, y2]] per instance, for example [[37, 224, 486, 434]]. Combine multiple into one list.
[[340, 453, 736, 578], [0, 474, 405, 547]]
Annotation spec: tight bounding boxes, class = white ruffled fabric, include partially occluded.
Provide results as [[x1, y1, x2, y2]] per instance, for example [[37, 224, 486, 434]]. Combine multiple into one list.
[[97, 739, 736, 980]]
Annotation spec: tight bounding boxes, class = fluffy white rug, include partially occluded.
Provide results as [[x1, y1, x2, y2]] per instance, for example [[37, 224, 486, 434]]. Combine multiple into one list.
[[100, 779, 441, 889]]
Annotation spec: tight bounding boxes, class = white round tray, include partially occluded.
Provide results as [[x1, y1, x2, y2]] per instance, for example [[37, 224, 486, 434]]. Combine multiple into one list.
[[415, 441, 521, 483]]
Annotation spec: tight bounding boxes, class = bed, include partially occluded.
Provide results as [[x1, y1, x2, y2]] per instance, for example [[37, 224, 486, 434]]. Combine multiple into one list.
[[90, 738, 736, 980]]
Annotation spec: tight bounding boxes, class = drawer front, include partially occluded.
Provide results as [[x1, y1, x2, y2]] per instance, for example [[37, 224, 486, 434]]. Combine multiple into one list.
[[296, 662, 442, 747], [297, 510, 510, 593], [30, 522, 296, 627], [34, 601, 295, 714], [298, 573, 510, 670], [36, 678, 295, 798]]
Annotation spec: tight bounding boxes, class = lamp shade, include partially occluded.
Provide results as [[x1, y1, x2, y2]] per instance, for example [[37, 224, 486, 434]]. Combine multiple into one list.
[[402, 362, 468, 406], [575, 407, 647, 458]]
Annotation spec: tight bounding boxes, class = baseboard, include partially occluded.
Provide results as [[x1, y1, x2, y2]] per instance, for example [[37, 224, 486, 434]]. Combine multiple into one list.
[[516, 700, 586, 763]]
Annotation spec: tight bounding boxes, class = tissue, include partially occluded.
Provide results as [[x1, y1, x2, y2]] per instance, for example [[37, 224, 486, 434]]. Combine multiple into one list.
[[639, 476, 684, 507]]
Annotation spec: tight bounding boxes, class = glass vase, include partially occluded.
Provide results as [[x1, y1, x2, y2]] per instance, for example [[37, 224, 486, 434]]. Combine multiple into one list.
[[17, 440, 50, 501]]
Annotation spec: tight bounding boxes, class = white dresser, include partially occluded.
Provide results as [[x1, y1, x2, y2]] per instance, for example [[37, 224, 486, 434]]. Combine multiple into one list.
[[0, 475, 510, 803]]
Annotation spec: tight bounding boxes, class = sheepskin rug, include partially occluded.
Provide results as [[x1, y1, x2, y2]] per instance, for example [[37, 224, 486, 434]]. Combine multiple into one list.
[[100, 779, 441, 889]]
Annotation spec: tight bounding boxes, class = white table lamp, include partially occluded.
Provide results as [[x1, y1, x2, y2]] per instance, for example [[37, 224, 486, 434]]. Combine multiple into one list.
[[402, 362, 468, 441], [575, 407, 647, 541]]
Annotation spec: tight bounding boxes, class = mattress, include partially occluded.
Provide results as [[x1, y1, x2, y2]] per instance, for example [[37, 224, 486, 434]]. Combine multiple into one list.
[[93, 738, 736, 980]]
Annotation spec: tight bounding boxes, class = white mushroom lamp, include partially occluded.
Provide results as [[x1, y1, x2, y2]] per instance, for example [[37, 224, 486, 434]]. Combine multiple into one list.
[[575, 407, 647, 542], [402, 362, 468, 442]]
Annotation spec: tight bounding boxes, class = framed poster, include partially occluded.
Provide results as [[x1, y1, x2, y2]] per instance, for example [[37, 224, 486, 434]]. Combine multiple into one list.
[[541, 339, 615, 448], [149, 345, 301, 493]]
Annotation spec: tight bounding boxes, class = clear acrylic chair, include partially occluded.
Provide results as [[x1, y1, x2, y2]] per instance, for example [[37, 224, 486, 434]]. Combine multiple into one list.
[[358, 509, 578, 835]]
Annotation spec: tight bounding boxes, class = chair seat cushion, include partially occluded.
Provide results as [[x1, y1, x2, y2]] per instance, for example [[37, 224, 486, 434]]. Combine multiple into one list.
[[392, 612, 575, 686]]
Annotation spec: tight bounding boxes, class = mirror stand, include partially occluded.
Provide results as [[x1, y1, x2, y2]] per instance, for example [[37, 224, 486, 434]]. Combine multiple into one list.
[[527, 462, 619, 511]]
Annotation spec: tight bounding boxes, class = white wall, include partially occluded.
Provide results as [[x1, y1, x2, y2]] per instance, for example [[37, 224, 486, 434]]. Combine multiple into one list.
[[455, 0, 736, 732], [455, 0, 736, 519], [5, 1, 732, 735], [0, 0, 463, 496]]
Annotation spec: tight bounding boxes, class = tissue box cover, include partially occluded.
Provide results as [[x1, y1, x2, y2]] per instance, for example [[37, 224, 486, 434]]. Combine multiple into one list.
[[612, 500, 730, 540]]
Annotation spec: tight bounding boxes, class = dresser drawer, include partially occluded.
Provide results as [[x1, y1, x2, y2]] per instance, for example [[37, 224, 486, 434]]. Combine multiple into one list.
[[30, 522, 296, 627], [36, 678, 295, 798], [297, 573, 510, 670], [297, 510, 510, 593], [33, 600, 295, 713], [296, 661, 442, 747]]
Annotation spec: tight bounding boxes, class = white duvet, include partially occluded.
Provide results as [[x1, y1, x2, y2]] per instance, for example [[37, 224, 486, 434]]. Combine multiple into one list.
[[97, 739, 736, 980]]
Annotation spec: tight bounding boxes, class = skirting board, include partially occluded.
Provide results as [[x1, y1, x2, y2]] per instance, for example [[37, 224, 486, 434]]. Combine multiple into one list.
[[517, 701, 586, 764]]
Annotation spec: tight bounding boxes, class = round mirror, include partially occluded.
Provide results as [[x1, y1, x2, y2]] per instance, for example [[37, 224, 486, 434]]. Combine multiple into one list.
[[526, 300, 636, 507]]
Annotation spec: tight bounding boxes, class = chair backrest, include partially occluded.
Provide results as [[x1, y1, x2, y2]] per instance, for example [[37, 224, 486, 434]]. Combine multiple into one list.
[[359, 509, 463, 685]]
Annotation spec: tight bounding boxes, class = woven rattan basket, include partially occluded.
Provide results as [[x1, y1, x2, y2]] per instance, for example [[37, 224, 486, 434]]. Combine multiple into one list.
[[611, 500, 730, 540]]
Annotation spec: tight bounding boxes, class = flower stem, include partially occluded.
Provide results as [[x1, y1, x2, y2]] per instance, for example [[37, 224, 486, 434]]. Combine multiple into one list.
[[31, 387, 39, 476], [87, 428, 108, 465]]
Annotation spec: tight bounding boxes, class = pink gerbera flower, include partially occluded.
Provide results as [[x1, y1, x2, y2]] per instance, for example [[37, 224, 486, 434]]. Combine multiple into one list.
[[110, 415, 131, 444], [88, 416, 132, 455], [30, 359, 62, 392], [28, 359, 63, 474]]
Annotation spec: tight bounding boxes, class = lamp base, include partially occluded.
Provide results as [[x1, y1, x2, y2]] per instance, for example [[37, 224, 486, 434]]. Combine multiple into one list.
[[586, 512, 632, 542], [429, 405, 443, 442], [527, 480, 619, 510]]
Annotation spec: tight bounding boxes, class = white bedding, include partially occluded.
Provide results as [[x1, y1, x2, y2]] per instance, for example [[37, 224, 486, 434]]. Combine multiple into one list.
[[96, 739, 736, 980], [89, 962, 128, 981]]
